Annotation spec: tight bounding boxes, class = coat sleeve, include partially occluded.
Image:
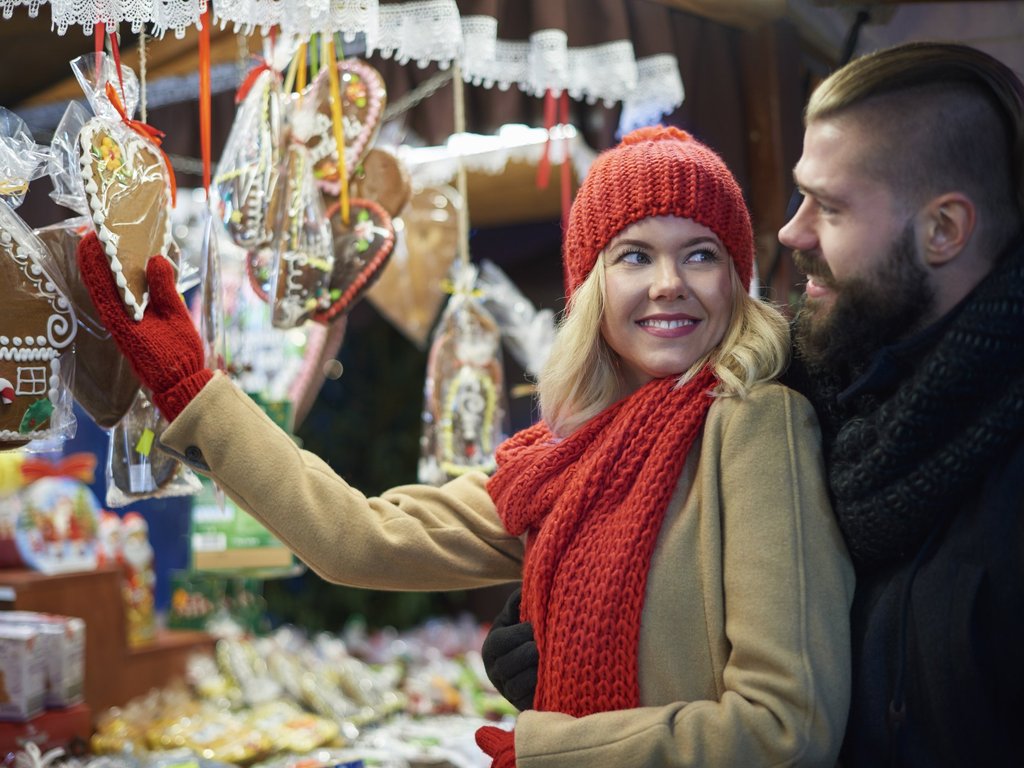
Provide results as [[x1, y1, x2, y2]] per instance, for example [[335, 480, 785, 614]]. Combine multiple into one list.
[[515, 385, 855, 767], [158, 372, 525, 589]]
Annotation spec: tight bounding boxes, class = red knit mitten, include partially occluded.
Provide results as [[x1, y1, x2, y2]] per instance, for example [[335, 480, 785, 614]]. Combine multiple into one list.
[[77, 231, 212, 421], [475, 725, 516, 768]]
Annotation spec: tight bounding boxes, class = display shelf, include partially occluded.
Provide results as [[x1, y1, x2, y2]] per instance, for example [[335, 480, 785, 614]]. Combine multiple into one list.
[[0, 566, 215, 720]]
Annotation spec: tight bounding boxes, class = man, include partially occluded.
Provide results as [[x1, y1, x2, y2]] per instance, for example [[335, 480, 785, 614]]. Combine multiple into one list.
[[481, 41, 1024, 766]]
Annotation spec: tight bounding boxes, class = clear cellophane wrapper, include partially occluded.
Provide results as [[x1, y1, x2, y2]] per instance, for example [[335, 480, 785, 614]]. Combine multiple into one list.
[[266, 144, 335, 329], [52, 53, 179, 322], [418, 262, 508, 485], [478, 258, 556, 377], [213, 67, 284, 250], [211, 35, 295, 250], [34, 216, 143, 429], [0, 138, 78, 450], [105, 389, 201, 508]]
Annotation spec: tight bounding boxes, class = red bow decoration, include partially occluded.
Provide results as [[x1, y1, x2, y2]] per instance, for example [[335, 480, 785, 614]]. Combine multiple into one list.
[[21, 453, 98, 485], [104, 82, 178, 206], [235, 61, 273, 104]]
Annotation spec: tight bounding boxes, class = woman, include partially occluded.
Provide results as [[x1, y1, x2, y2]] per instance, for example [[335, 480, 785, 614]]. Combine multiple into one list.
[[78, 126, 853, 767]]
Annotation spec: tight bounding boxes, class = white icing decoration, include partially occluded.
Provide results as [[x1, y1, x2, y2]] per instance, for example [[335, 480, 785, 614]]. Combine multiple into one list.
[[78, 121, 169, 324]]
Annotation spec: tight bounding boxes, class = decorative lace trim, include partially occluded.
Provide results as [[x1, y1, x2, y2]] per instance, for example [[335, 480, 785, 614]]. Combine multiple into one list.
[[40, 0, 681, 118], [1, 0, 43, 21], [372, 0, 463, 66], [619, 54, 685, 134], [48, 0, 206, 37]]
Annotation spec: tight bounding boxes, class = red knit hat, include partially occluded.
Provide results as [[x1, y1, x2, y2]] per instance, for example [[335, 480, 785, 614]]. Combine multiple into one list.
[[564, 125, 754, 296]]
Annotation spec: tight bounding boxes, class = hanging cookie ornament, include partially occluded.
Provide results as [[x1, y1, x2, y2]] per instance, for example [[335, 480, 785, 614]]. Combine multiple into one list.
[[72, 53, 175, 322], [290, 57, 386, 192], [0, 111, 78, 451], [212, 38, 294, 250], [418, 262, 508, 485], [366, 184, 461, 348], [265, 144, 336, 329], [316, 196, 395, 323]]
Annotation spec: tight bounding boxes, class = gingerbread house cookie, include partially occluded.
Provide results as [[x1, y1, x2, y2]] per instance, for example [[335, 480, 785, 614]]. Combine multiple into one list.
[[0, 206, 77, 449]]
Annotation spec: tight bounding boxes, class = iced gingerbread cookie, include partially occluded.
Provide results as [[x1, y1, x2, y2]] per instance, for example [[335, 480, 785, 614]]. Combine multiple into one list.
[[214, 68, 283, 249], [0, 211, 77, 449], [291, 58, 386, 189], [315, 198, 395, 323], [78, 120, 173, 321], [253, 145, 336, 328]]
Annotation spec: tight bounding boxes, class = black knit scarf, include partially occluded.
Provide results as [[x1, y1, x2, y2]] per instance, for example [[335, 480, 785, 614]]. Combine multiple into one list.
[[801, 240, 1024, 569]]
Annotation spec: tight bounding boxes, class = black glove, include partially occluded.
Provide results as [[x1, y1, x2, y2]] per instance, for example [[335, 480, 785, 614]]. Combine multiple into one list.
[[481, 587, 538, 711]]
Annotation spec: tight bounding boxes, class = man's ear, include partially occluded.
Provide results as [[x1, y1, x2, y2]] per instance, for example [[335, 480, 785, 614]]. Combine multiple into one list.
[[917, 193, 976, 266]]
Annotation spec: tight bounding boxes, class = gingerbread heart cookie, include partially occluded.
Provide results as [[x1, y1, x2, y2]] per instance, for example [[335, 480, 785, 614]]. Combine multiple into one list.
[[349, 147, 412, 218], [0, 205, 77, 449], [366, 185, 460, 347], [290, 58, 386, 188], [35, 222, 140, 428], [79, 119, 173, 321], [314, 198, 396, 323]]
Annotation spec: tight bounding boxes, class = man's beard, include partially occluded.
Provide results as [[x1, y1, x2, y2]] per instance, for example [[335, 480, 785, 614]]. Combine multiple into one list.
[[793, 223, 935, 372]]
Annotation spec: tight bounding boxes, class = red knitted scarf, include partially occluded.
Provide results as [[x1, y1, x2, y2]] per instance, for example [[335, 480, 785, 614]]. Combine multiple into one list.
[[487, 369, 717, 716]]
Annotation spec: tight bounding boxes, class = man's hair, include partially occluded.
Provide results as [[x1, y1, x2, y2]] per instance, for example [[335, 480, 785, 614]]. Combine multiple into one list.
[[807, 42, 1024, 255], [537, 262, 790, 438]]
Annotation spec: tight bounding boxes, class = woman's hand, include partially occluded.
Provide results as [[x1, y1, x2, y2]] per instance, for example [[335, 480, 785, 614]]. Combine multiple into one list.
[[76, 231, 212, 421]]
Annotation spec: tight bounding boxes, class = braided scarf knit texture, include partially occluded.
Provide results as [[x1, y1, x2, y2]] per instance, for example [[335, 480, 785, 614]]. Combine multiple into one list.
[[487, 369, 716, 716], [822, 241, 1024, 568]]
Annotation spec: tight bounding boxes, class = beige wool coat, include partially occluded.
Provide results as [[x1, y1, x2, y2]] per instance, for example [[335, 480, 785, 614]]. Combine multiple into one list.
[[161, 373, 854, 767]]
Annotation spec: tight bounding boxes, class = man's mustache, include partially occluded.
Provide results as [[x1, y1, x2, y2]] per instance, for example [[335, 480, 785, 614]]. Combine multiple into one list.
[[791, 250, 836, 288]]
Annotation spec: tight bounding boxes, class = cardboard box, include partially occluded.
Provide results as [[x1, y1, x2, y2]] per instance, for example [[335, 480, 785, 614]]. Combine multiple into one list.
[[0, 625, 45, 721], [0, 612, 84, 707]]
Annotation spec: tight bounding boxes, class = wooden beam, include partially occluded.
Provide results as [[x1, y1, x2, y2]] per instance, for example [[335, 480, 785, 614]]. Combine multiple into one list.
[[20, 28, 242, 107]]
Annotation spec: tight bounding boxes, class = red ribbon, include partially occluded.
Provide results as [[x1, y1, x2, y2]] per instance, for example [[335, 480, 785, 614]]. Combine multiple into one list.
[[21, 453, 97, 485], [536, 88, 557, 190], [104, 81, 177, 205], [235, 61, 272, 104]]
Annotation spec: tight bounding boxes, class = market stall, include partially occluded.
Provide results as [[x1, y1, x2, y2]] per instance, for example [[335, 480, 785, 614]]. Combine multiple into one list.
[[0, 0, 1020, 764]]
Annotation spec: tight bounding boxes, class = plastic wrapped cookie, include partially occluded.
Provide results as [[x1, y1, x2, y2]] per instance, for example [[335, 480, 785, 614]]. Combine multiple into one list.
[[73, 55, 173, 322]]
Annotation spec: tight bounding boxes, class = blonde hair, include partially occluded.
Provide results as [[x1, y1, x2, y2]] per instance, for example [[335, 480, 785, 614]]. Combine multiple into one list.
[[538, 261, 790, 437]]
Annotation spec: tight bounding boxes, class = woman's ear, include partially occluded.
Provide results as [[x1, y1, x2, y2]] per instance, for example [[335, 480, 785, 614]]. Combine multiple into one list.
[[917, 192, 976, 266]]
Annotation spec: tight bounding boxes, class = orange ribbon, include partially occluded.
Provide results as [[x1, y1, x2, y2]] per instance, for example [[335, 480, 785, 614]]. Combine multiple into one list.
[[104, 81, 178, 206], [198, 7, 212, 195], [21, 453, 97, 485]]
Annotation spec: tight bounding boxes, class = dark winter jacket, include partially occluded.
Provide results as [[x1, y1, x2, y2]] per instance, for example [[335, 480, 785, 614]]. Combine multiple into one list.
[[787, 237, 1024, 767]]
